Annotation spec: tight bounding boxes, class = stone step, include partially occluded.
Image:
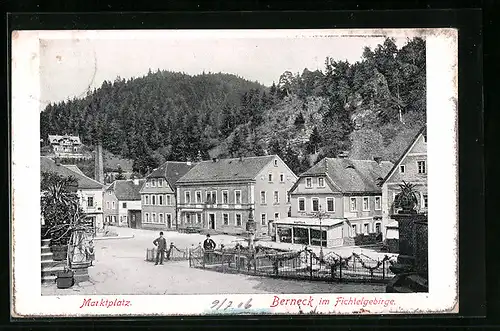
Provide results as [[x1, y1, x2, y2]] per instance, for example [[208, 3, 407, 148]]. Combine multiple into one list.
[[41, 266, 65, 279], [41, 260, 65, 269], [41, 252, 53, 261], [41, 246, 51, 254], [41, 275, 57, 284], [41, 238, 51, 246]]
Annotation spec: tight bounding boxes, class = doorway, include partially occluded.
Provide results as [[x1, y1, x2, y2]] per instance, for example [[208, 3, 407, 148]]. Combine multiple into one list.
[[208, 213, 216, 230]]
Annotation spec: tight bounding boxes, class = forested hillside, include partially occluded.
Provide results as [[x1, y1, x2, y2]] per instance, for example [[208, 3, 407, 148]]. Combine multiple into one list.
[[40, 37, 426, 176]]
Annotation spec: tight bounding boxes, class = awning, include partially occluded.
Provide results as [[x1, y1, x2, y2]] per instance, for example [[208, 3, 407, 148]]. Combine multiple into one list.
[[275, 217, 346, 228]]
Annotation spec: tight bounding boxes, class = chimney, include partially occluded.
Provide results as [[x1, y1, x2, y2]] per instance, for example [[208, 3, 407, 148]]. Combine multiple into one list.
[[374, 156, 382, 164], [186, 161, 192, 166], [133, 178, 140, 186], [94, 143, 104, 184]]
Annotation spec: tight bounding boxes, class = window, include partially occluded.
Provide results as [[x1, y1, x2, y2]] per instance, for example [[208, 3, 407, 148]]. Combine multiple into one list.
[[260, 191, 267, 204], [152, 195, 156, 205], [223, 213, 229, 226], [375, 222, 381, 233], [417, 161, 426, 174], [151, 179, 156, 187], [166, 214, 172, 227], [350, 197, 357, 212], [196, 213, 202, 224], [185, 191, 191, 204], [159, 213, 164, 223], [362, 197, 369, 211], [274, 159, 278, 167], [195, 191, 202, 204], [298, 198, 305, 212], [106, 201, 110, 209], [158, 195, 163, 205], [113, 216, 117, 223], [326, 197, 335, 212], [423, 194, 428, 208], [268, 173, 273, 182], [375, 196, 382, 210], [318, 177, 325, 187], [363, 223, 369, 234], [112, 201, 115, 209], [152, 213, 157, 223], [120, 216, 123, 223], [145, 195, 150, 205], [234, 190, 242, 204], [280, 173, 284, 182], [166, 195, 172, 206], [306, 178, 312, 188], [146, 181, 149, 187], [123, 215, 127, 223], [158, 178, 163, 187], [108, 191, 112, 195], [88, 197, 94, 207], [206, 191, 217, 204], [352, 224, 357, 235], [287, 193, 290, 204], [145, 213, 150, 222], [400, 165, 405, 173], [236, 214, 242, 226], [122, 202, 127, 208], [273, 191, 279, 204], [222, 190, 229, 204], [261, 213, 267, 226], [312, 198, 319, 212], [423, 134, 427, 143], [274, 212, 280, 220]]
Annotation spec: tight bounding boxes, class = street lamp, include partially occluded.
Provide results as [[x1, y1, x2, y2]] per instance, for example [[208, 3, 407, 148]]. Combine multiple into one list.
[[310, 205, 328, 262], [246, 207, 256, 251]]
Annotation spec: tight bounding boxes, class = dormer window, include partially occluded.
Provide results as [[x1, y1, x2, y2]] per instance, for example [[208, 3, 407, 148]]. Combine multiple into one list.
[[400, 165, 405, 173], [306, 177, 312, 188], [423, 134, 427, 143], [318, 177, 325, 187], [151, 179, 156, 187], [274, 159, 278, 167], [158, 178, 163, 187]]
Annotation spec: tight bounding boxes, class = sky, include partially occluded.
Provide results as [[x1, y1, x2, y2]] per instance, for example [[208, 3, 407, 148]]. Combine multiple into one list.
[[39, 30, 410, 109]]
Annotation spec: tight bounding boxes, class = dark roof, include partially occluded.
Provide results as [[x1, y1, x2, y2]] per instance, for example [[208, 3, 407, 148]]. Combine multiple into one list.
[[62, 164, 84, 175], [41, 156, 104, 190], [177, 155, 276, 184], [107, 179, 145, 200], [301, 157, 394, 193], [382, 126, 427, 184], [146, 161, 197, 186]]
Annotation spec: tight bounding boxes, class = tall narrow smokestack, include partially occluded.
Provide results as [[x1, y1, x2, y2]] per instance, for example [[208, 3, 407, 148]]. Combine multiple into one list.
[[94, 143, 104, 184]]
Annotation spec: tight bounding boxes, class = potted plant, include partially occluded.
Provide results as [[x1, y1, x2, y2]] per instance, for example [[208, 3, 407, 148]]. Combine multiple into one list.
[[41, 172, 81, 261], [56, 265, 75, 289], [394, 181, 419, 214]]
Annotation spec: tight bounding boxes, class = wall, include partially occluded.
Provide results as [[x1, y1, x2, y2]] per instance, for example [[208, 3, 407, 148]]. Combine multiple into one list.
[[343, 194, 383, 235], [253, 157, 297, 236], [78, 188, 104, 229], [117, 200, 141, 227], [140, 177, 177, 230], [103, 190, 119, 225]]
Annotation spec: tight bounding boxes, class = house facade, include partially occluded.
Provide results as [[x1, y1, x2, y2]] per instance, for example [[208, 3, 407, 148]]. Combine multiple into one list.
[[175, 155, 298, 236], [139, 161, 196, 230], [282, 157, 393, 246], [41, 157, 105, 230], [47, 134, 90, 159], [104, 179, 145, 228], [382, 127, 428, 238]]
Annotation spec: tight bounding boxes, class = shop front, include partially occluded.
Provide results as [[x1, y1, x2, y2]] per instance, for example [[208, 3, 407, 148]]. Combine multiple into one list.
[[274, 217, 352, 248]]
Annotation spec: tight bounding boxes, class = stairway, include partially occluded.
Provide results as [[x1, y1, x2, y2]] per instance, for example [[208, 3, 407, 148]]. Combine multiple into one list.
[[41, 239, 65, 284]]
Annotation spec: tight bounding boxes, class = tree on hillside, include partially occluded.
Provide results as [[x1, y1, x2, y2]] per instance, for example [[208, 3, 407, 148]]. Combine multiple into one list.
[[306, 126, 322, 154]]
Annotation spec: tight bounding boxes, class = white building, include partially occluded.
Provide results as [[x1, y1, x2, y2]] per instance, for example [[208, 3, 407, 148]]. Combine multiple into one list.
[[104, 179, 145, 228]]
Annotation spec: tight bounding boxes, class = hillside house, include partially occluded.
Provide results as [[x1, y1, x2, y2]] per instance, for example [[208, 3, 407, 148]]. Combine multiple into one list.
[[41, 157, 105, 230], [381, 127, 428, 239], [280, 157, 393, 247], [175, 155, 298, 236], [139, 161, 196, 230], [47, 134, 90, 159], [104, 179, 145, 228]]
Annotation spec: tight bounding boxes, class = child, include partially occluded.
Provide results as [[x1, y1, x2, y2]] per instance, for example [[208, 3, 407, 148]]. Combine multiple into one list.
[[86, 239, 95, 266]]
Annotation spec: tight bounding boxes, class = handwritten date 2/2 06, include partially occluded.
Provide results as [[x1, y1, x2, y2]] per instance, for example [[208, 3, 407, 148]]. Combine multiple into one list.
[[211, 298, 253, 311]]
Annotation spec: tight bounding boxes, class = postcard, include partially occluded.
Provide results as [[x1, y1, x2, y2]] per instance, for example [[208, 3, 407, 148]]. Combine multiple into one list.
[[11, 28, 458, 317]]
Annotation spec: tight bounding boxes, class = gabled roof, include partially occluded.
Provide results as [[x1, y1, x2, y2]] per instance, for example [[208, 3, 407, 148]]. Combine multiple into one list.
[[299, 157, 394, 194], [48, 134, 81, 145], [62, 164, 84, 176], [107, 179, 145, 200], [382, 126, 427, 184], [41, 156, 104, 190], [177, 155, 276, 184], [146, 161, 197, 187]]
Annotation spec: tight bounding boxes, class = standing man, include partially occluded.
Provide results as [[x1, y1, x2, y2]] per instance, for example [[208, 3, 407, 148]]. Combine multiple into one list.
[[153, 231, 167, 265], [203, 234, 216, 264]]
